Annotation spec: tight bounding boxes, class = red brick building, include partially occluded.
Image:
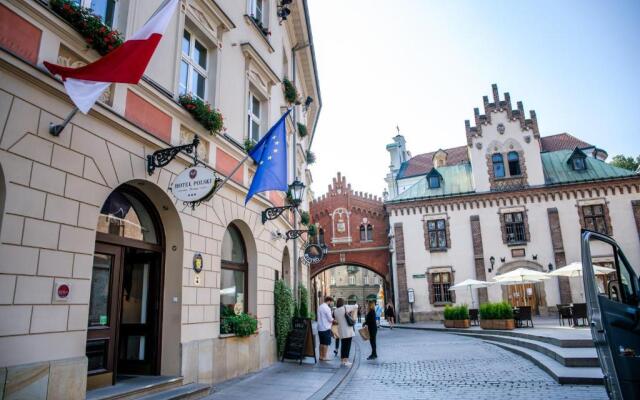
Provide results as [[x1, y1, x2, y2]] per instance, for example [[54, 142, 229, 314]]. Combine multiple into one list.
[[310, 173, 391, 303]]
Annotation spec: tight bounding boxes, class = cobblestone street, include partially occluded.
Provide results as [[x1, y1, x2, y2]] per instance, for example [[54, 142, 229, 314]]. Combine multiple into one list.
[[329, 328, 607, 400]]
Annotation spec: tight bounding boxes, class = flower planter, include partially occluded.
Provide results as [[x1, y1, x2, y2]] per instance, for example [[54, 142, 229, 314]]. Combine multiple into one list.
[[444, 319, 470, 328], [480, 319, 515, 330]]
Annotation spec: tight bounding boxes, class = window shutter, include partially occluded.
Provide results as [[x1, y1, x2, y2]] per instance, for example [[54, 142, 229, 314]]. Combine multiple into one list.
[[449, 272, 456, 303], [427, 273, 435, 304]]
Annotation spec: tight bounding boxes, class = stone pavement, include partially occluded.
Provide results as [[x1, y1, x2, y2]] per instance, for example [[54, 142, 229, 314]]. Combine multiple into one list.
[[328, 328, 607, 400]]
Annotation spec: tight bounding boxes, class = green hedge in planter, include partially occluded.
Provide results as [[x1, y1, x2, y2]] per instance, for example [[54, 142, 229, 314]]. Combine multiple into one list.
[[283, 78, 298, 104], [274, 280, 293, 356], [444, 305, 469, 320], [479, 301, 513, 320], [300, 211, 310, 226], [220, 307, 258, 337], [179, 94, 224, 135]]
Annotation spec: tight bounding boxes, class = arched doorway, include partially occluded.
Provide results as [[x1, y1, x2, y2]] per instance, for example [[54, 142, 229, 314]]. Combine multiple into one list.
[[87, 185, 165, 389], [496, 261, 548, 315]]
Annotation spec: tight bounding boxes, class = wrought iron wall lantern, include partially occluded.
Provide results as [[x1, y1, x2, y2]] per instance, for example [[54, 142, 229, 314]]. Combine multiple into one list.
[[548, 263, 554, 271], [277, 0, 292, 24], [488, 256, 495, 273], [262, 179, 305, 224], [147, 135, 200, 176]]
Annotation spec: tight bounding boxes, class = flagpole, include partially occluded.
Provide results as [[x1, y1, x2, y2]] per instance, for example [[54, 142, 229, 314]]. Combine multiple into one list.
[[211, 152, 251, 197], [49, 107, 79, 136]]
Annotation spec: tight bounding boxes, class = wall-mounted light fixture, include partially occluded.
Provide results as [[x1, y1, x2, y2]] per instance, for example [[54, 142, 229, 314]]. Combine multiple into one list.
[[532, 254, 538, 260], [262, 179, 305, 224], [277, 0, 292, 24], [548, 263, 554, 272], [500, 257, 506, 263]]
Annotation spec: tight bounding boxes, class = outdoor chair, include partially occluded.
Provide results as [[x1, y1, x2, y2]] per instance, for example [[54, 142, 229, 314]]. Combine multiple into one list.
[[469, 309, 479, 326], [557, 304, 573, 326], [572, 303, 588, 327], [517, 306, 534, 328]]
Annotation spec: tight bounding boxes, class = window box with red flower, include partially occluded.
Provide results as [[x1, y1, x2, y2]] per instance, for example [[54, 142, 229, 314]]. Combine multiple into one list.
[[179, 94, 224, 135]]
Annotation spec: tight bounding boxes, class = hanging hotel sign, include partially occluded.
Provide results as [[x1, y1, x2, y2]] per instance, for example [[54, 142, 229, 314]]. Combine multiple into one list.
[[171, 166, 217, 205], [303, 244, 324, 264]]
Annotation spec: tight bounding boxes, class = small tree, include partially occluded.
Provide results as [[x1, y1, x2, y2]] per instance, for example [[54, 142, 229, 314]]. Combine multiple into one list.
[[610, 154, 640, 171], [298, 284, 310, 318], [274, 280, 294, 356]]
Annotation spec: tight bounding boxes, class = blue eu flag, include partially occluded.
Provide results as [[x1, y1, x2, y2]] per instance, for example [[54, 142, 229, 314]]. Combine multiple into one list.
[[245, 109, 291, 204]]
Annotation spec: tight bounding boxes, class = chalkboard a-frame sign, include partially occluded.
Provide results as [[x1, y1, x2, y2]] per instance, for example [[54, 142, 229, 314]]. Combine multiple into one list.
[[282, 318, 316, 364]]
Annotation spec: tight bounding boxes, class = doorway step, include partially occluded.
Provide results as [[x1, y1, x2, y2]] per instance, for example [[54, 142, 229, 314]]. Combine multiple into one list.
[[87, 376, 211, 400], [453, 331, 603, 385]]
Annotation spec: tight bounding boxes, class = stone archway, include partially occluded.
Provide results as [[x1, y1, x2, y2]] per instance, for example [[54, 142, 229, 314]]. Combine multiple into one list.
[[495, 260, 548, 314]]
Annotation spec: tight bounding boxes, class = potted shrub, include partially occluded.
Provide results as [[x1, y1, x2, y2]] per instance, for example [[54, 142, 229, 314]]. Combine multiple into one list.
[[220, 307, 258, 337], [179, 94, 224, 135], [283, 78, 299, 104], [479, 301, 515, 330], [297, 122, 308, 138], [443, 305, 470, 328]]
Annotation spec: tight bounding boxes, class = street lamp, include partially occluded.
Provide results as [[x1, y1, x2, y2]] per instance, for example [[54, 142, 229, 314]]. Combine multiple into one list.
[[489, 256, 495, 273], [261, 179, 305, 224]]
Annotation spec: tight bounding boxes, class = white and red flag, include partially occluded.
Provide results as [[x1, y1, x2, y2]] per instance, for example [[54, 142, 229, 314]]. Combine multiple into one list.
[[44, 0, 178, 113]]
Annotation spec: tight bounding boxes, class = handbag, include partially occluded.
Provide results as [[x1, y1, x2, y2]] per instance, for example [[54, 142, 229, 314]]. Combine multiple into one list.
[[331, 324, 339, 339], [344, 306, 356, 327], [358, 325, 370, 341]]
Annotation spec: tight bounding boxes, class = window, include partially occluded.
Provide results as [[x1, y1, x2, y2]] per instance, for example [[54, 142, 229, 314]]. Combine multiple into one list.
[[504, 212, 526, 243], [221, 224, 248, 330], [349, 275, 355, 286], [248, 92, 262, 143], [492, 153, 505, 178], [318, 228, 325, 245], [427, 219, 447, 249], [431, 272, 452, 303], [97, 191, 159, 244], [582, 205, 607, 234], [364, 275, 369, 285], [180, 30, 208, 100], [572, 157, 586, 171], [508, 151, 521, 176], [73, 0, 116, 27], [428, 175, 440, 188], [359, 224, 373, 242], [330, 276, 336, 286], [249, 0, 265, 24]]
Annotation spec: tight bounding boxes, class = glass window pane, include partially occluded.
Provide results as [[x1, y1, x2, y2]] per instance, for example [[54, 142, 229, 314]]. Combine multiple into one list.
[[86, 340, 108, 372], [220, 269, 245, 315], [90, 0, 115, 27], [182, 31, 191, 56], [252, 96, 261, 117], [194, 41, 207, 69], [179, 61, 188, 95], [221, 225, 246, 264], [438, 231, 446, 248], [121, 335, 146, 361], [193, 72, 205, 99], [429, 232, 437, 248], [583, 206, 593, 216], [508, 152, 519, 161], [121, 261, 150, 324], [252, 121, 260, 142], [433, 273, 440, 283], [494, 163, 505, 178], [442, 273, 450, 283], [427, 221, 435, 231], [89, 254, 112, 327], [515, 213, 523, 222], [97, 191, 158, 244], [436, 220, 445, 230], [594, 205, 603, 215], [504, 213, 513, 223]]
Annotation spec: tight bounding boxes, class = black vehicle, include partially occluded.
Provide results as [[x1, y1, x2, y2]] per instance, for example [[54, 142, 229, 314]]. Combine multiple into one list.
[[581, 230, 640, 399]]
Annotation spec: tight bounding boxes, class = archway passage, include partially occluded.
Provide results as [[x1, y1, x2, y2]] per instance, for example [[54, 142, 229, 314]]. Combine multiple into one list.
[[311, 264, 389, 321], [87, 185, 165, 389]]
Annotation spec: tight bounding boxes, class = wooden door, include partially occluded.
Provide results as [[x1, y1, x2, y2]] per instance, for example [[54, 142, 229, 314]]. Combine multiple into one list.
[[507, 283, 538, 312], [86, 243, 122, 390]]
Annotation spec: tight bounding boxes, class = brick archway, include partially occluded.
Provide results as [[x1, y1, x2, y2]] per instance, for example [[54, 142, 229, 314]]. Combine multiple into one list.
[[310, 173, 391, 301]]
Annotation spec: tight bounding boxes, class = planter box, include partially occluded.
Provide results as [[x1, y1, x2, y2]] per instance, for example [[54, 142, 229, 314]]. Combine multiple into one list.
[[444, 319, 470, 328], [480, 319, 515, 330]]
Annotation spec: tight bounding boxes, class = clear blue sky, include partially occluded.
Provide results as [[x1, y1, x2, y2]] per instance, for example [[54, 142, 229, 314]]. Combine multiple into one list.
[[306, 0, 640, 196]]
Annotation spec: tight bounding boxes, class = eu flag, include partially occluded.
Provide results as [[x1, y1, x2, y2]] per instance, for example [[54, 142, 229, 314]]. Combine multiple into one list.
[[245, 109, 291, 204]]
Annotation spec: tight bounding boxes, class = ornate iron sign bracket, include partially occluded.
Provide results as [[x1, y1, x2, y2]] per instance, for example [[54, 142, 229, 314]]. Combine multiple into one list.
[[262, 205, 296, 224], [285, 229, 309, 241], [147, 135, 200, 176]]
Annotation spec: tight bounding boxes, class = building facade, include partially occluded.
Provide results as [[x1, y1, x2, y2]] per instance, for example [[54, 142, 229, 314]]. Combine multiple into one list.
[[0, 0, 320, 398], [386, 84, 640, 322], [312, 265, 384, 315]]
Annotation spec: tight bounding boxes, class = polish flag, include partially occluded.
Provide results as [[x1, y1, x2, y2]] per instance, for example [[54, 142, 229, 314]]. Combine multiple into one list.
[[44, 0, 179, 113]]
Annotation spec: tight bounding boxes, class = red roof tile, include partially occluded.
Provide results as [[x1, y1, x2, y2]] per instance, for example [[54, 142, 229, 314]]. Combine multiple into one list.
[[400, 145, 469, 178], [540, 133, 592, 152]]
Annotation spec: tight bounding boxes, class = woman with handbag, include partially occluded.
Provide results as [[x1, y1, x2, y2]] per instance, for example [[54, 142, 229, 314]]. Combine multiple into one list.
[[363, 301, 378, 360], [333, 298, 358, 366]]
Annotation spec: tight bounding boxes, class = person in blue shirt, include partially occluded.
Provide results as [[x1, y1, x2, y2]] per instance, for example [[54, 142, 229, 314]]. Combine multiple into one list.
[[375, 303, 383, 327]]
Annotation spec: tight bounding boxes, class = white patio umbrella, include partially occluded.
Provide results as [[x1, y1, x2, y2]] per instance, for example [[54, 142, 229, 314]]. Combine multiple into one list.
[[448, 279, 490, 308], [549, 262, 615, 300], [493, 268, 550, 306]]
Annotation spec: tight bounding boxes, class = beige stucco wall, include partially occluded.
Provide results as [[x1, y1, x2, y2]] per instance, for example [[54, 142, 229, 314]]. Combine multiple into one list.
[[0, 0, 319, 397]]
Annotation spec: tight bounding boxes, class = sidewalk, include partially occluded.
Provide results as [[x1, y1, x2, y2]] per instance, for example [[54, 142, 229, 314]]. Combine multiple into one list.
[[203, 324, 359, 400]]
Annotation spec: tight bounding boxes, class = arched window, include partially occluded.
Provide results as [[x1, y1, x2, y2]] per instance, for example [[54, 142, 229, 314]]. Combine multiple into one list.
[[221, 224, 248, 325], [508, 151, 521, 176], [492, 153, 505, 178], [318, 228, 325, 245], [97, 190, 160, 244], [359, 224, 366, 241], [366, 224, 373, 241]]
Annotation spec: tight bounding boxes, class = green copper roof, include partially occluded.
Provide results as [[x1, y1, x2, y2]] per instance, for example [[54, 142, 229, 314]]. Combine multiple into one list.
[[542, 150, 636, 184], [391, 163, 474, 201]]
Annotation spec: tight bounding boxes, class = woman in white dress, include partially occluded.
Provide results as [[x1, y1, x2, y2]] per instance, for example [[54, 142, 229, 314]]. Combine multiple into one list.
[[333, 298, 359, 366]]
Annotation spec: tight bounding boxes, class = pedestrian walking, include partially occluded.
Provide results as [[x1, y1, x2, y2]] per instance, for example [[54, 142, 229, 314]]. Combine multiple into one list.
[[375, 303, 383, 327], [333, 298, 358, 366], [363, 301, 378, 360], [385, 302, 396, 329], [317, 296, 334, 361]]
